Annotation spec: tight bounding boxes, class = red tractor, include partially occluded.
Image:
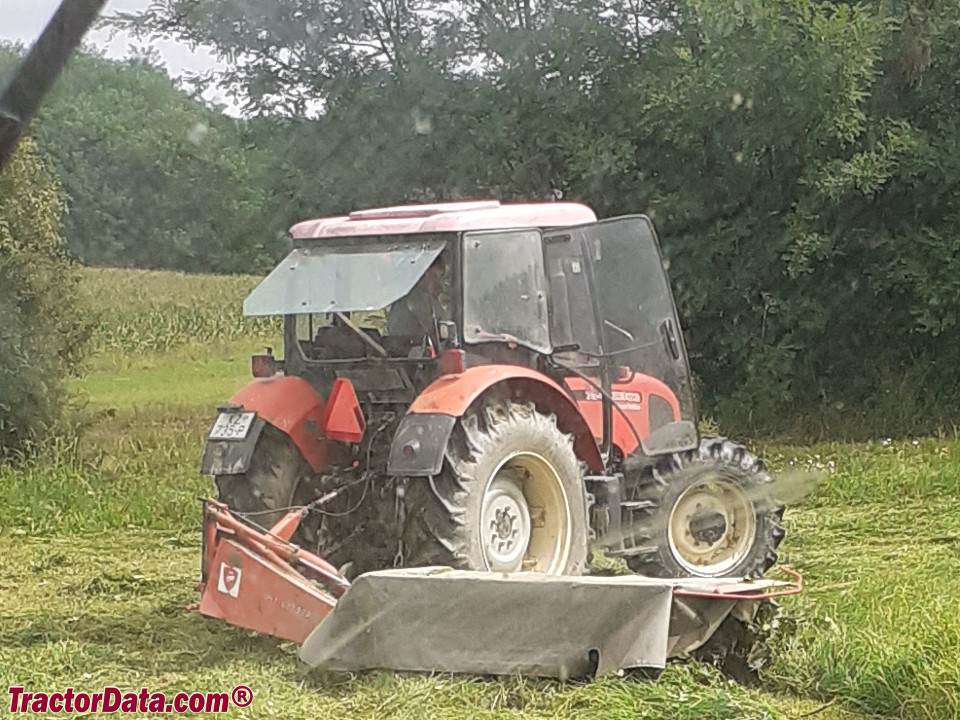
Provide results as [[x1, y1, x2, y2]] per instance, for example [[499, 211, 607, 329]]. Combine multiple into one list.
[[202, 201, 784, 584]]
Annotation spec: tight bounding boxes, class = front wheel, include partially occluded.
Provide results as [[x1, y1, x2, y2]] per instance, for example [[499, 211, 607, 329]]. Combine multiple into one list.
[[623, 437, 785, 579], [403, 401, 589, 575]]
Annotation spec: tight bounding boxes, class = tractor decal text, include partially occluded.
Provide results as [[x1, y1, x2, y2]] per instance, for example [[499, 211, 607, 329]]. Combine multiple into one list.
[[263, 593, 314, 618], [576, 389, 642, 405]]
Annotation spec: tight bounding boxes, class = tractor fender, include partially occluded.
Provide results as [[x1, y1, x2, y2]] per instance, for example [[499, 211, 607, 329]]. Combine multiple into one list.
[[388, 366, 604, 476], [202, 375, 329, 474]]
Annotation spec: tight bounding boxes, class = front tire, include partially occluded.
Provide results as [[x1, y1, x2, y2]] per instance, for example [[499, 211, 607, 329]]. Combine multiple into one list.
[[623, 437, 784, 579], [403, 401, 589, 575]]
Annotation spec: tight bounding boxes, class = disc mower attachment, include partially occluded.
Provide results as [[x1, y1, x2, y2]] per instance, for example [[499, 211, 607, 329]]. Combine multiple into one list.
[[195, 501, 350, 644], [194, 502, 800, 677], [299, 568, 800, 677]]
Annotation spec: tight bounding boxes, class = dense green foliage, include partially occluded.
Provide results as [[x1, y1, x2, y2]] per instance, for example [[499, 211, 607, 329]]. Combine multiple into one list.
[[109, 0, 960, 435], [0, 140, 89, 455], [1, 0, 953, 433], [0, 47, 288, 274]]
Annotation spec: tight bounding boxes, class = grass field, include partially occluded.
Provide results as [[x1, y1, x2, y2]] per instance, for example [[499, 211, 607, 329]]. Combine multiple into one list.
[[1, 268, 958, 719]]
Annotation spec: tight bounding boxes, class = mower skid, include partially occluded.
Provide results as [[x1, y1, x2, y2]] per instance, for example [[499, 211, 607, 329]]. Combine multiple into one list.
[[672, 566, 802, 600]]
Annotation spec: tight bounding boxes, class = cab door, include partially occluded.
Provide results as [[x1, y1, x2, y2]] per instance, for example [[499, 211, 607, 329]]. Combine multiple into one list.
[[585, 216, 698, 456], [543, 228, 602, 359], [542, 228, 609, 451]]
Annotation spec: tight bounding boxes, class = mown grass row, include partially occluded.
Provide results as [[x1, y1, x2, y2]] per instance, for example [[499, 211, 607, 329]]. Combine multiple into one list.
[[0, 526, 781, 720], [2, 394, 957, 719], [0, 407, 788, 720]]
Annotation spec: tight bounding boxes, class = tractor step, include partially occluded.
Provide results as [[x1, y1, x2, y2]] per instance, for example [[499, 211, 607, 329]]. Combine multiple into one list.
[[610, 544, 659, 557], [620, 500, 656, 511]]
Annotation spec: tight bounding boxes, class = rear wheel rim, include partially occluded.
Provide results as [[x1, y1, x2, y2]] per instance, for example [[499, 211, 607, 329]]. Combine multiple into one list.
[[667, 474, 757, 577], [479, 452, 572, 574]]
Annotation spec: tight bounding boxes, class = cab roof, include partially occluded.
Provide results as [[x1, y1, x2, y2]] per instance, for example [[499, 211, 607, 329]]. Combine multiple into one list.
[[289, 201, 598, 239]]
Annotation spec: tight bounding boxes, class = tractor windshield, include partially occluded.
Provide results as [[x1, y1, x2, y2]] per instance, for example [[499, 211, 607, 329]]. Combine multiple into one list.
[[243, 237, 446, 317]]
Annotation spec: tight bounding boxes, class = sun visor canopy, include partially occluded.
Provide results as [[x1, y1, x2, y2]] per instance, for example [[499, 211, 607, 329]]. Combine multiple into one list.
[[243, 239, 445, 317]]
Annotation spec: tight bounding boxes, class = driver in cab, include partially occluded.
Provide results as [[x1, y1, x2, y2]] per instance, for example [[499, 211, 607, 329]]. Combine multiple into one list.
[[388, 253, 448, 352]]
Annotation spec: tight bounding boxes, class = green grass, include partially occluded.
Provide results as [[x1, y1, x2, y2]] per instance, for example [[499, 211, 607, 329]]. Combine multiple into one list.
[[76, 342, 270, 411], [0, 531, 786, 719], [0, 267, 957, 719]]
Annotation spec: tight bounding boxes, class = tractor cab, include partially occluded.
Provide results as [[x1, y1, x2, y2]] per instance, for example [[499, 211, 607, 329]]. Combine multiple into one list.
[[242, 203, 698, 459]]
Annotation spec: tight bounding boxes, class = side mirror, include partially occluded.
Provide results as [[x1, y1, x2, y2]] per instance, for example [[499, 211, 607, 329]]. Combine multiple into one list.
[[438, 320, 459, 346]]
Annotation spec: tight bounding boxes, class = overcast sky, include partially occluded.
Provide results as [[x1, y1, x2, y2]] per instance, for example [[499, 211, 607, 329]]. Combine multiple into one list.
[[0, 0, 220, 77]]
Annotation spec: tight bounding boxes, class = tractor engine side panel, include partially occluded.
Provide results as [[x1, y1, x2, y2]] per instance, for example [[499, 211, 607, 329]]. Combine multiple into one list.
[[564, 373, 681, 458]]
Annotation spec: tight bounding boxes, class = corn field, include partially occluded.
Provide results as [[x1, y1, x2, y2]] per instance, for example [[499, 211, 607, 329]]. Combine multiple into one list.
[[80, 267, 280, 353]]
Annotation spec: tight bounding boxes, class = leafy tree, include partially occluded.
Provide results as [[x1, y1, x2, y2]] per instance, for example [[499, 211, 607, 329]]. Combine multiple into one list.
[[0, 139, 90, 456], [0, 46, 288, 274], [94, 0, 960, 432]]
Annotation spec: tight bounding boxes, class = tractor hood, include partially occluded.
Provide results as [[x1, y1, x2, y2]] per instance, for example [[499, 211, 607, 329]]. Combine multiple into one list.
[[243, 238, 445, 317]]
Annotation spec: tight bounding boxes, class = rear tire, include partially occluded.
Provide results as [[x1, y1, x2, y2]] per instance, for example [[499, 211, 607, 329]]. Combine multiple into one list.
[[215, 424, 312, 539], [623, 437, 784, 579], [403, 401, 589, 575]]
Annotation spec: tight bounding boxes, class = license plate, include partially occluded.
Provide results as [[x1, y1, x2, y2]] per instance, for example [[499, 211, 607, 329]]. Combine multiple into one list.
[[209, 412, 256, 440]]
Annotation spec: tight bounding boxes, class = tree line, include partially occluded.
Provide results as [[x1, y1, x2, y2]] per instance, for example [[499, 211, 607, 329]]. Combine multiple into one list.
[[0, 47, 292, 274]]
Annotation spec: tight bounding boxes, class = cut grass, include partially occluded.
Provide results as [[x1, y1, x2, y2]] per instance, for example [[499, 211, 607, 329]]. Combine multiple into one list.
[[1, 268, 957, 718], [0, 534, 803, 720], [2, 398, 955, 718]]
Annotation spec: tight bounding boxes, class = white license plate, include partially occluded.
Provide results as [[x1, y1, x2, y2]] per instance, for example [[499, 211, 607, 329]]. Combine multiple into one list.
[[209, 412, 256, 440]]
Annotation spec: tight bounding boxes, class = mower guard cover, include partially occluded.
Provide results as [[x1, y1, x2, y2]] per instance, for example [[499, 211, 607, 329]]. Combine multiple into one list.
[[303, 569, 680, 676], [299, 569, 798, 677], [196, 501, 801, 679]]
